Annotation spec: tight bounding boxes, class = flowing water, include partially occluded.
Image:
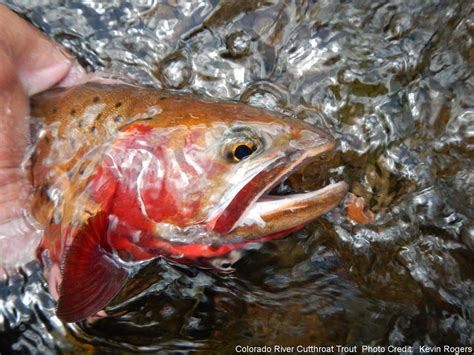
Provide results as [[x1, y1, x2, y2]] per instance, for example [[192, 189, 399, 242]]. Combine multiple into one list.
[[0, 0, 473, 353]]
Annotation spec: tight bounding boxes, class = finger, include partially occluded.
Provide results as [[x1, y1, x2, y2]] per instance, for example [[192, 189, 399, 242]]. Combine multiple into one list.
[[0, 51, 29, 169], [0, 4, 83, 95], [0, 53, 31, 222], [0, 212, 43, 274], [0, 5, 84, 169], [0, 6, 86, 269]]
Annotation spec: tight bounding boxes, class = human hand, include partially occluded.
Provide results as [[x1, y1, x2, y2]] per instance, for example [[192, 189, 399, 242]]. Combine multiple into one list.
[[0, 5, 85, 271]]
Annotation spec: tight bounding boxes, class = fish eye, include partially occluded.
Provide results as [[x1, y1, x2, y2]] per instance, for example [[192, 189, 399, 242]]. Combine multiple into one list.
[[229, 142, 257, 162], [223, 127, 263, 162]]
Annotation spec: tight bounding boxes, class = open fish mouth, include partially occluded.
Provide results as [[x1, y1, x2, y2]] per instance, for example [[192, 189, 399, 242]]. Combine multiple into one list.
[[225, 141, 349, 241]]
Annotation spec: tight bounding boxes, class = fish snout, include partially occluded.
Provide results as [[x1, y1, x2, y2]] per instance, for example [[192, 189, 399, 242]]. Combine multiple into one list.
[[292, 127, 336, 158]]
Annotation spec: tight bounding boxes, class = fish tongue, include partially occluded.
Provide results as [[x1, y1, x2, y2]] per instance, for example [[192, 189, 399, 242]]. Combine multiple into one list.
[[57, 212, 128, 322]]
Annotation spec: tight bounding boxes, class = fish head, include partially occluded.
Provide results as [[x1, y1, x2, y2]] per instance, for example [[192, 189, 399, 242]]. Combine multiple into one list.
[[102, 99, 348, 247]]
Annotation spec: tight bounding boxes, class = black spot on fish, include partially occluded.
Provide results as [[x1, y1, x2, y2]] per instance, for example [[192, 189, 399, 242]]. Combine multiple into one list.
[[52, 108, 58, 114], [114, 115, 121, 123], [96, 113, 102, 120], [90, 126, 96, 133], [93, 96, 100, 103], [115, 102, 122, 108], [78, 120, 83, 128], [160, 96, 167, 100], [71, 109, 76, 116], [79, 169, 85, 175]]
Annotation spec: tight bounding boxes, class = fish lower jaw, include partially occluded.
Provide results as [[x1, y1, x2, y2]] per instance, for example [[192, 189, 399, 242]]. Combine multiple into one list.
[[231, 181, 349, 237]]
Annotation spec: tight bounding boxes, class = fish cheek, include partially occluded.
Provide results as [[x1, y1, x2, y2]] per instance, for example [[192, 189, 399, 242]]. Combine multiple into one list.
[[138, 157, 192, 225], [141, 186, 179, 223], [141, 137, 208, 225], [87, 164, 118, 211]]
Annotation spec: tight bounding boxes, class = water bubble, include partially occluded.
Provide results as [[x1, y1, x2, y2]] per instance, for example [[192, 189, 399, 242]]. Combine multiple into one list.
[[240, 82, 288, 113], [155, 51, 193, 89], [226, 30, 252, 58], [386, 14, 414, 39], [134, 0, 158, 16]]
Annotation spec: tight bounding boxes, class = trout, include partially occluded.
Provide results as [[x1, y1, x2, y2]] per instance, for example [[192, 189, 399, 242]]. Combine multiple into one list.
[[30, 82, 348, 322]]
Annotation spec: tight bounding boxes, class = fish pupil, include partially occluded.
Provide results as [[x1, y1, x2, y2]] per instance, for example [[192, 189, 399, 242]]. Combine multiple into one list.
[[234, 144, 253, 160]]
